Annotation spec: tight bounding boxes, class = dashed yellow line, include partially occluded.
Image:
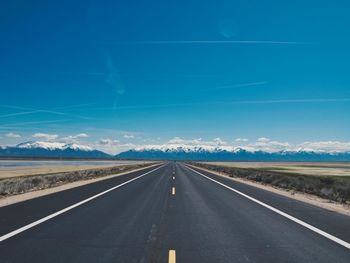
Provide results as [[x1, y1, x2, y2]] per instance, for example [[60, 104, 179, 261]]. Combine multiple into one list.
[[172, 187, 175, 195], [168, 250, 176, 263]]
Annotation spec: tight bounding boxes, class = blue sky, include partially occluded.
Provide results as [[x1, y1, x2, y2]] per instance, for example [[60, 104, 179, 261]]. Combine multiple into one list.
[[1, 0, 350, 153]]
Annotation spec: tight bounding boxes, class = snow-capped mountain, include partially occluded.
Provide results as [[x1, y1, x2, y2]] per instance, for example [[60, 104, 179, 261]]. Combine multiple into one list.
[[0, 141, 110, 158], [116, 146, 350, 161], [2, 140, 350, 161], [16, 141, 93, 151]]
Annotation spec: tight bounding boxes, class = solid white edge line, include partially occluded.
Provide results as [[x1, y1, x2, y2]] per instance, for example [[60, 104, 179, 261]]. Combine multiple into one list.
[[0, 164, 165, 242], [185, 164, 350, 250]]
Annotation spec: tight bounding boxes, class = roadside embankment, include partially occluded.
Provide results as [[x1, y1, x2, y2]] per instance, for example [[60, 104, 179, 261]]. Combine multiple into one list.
[[0, 162, 159, 198], [188, 162, 350, 203]]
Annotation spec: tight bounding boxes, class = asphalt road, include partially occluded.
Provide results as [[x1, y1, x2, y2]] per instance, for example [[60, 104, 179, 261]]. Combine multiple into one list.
[[0, 162, 349, 262]]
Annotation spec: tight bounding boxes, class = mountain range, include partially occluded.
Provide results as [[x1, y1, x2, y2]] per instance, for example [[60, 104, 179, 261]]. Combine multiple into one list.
[[1, 141, 350, 161], [116, 147, 350, 161], [0, 141, 109, 158]]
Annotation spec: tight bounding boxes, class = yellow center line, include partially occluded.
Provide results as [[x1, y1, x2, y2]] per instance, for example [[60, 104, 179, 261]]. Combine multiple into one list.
[[168, 250, 176, 263], [172, 187, 175, 195]]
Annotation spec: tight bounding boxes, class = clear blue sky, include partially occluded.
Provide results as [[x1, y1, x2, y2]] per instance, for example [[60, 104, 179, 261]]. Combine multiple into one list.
[[1, 0, 350, 153]]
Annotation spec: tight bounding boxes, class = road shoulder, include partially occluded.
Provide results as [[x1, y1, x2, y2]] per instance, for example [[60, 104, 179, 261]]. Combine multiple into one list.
[[186, 163, 350, 217]]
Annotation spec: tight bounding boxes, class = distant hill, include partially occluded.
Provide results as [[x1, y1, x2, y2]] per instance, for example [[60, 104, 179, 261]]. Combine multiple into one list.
[[0, 141, 111, 158]]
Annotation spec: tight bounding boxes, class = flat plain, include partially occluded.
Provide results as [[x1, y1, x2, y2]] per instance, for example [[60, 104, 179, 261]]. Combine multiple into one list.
[[0, 160, 149, 179], [200, 162, 350, 177]]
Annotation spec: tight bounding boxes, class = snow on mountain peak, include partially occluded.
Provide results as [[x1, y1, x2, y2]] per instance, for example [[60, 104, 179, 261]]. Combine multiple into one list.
[[130, 143, 350, 154], [65, 143, 93, 151], [16, 141, 65, 150], [134, 143, 237, 153], [16, 141, 92, 151]]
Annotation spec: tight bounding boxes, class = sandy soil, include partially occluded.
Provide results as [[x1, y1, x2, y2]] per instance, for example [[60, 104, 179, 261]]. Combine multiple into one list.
[[200, 161, 350, 177], [0, 161, 149, 179], [0, 163, 160, 207], [189, 164, 350, 217]]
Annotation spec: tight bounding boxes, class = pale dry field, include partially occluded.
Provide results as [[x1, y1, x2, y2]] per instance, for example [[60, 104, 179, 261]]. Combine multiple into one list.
[[0, 160, 149, 179], [200, 162, 350, 177]]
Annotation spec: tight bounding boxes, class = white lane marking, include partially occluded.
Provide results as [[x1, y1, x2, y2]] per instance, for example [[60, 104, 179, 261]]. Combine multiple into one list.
[[0, 165, 165, 242], [185, 165, 350, 250]]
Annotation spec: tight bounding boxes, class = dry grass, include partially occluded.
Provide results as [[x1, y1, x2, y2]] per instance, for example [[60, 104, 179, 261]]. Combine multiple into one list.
[[0, 161, 149, 179], [0, 162, 158, 197], [191, 162, 350, 203], [200, 161, 350, 177]]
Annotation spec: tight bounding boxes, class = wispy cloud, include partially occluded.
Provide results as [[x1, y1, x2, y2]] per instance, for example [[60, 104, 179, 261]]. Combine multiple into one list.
[[5, 132, 21, 138], [32, 133, 59, 141], [243, 138, 292, 152], [97, 138, 120, 146], [230, 98, 350, 105], [17, 120, 69, 126], [103, 40, 309, 45], [0, 104, 92, 120], [167, 137, 227, 147], [0, 119, 70, 128], [54, 103, 95, 110], [0, 109, 70, 118], [0, 126, 43, 131], [0, 105, 34, 111], [235, 138, 248, 142], [123, 134, 135, 139], [89, 138, 131, 154], [209, 81, 267, 91], [257, 137, 270, 142], [91, 97, 350, 111], [105, 53, 125, 108], [0, 110, 44, 118], [30, 132, 89, 143], [60, 133, 89, 143], [205, 81, 268, 91]]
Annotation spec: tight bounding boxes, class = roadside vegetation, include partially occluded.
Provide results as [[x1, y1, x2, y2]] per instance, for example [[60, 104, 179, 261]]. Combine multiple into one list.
[[189, 162, 350, 203], [0, 162, 158, 197]]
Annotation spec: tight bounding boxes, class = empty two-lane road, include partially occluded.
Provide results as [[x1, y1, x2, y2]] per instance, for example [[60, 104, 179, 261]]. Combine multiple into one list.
[[0, 162, 349, 262]]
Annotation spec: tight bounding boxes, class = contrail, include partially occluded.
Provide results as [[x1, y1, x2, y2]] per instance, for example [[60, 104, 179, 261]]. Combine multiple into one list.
[[54, 103, 95, 110], [103, 40, 311, 45], [0, 105, 33, 111], [0, 110, 43, 118], [93, 98, 350, 110], [0, 119, 70, 127], [212, 81, 268, 90], [231, 98, 350, 104], [0, 104, 92, 120]]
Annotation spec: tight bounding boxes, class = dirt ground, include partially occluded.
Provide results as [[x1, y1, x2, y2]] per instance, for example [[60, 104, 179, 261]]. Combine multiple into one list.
[[0, 160, 149, 179], [200, 161, 350, 177]]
